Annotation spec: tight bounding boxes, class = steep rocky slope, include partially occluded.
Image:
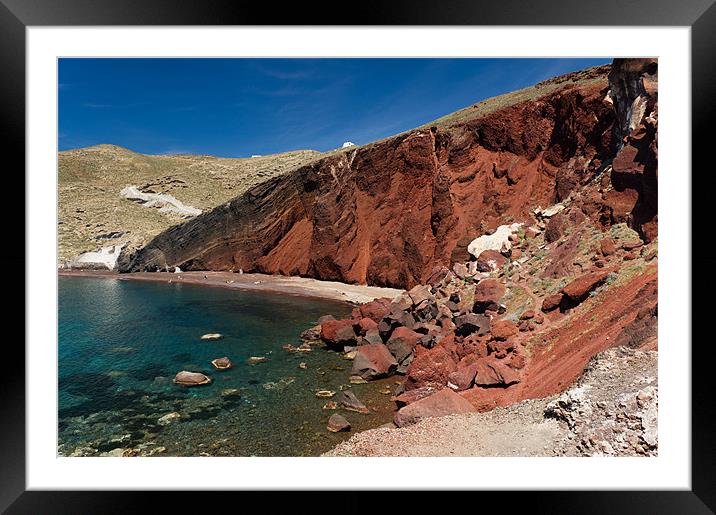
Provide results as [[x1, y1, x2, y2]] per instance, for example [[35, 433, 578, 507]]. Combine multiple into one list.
[[58, 145, 323, 264], [119, 63, 653, 289]]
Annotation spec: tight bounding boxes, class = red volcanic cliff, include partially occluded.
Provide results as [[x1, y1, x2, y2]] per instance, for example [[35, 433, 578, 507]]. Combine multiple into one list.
[[119, 62, 657, 289]]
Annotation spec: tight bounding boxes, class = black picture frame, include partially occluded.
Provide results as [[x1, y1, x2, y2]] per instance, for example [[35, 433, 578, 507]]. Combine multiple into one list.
[[1, 1, 711, 512]]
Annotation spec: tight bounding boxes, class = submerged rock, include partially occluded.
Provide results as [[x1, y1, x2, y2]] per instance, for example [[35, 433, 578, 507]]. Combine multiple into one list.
[[173, 371, 211, 386], [315, 390, 336, 398], [221, 388, 241, 399], [211, 357, 233, 370], [246, 356, 269, 365], [338, 389, 370, 414], [157, 412, 181, 426], [327, 413, 351, 433]]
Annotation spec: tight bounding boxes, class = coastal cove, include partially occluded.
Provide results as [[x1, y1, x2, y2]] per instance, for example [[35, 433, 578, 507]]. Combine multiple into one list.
[[58, 275, 397, 456]]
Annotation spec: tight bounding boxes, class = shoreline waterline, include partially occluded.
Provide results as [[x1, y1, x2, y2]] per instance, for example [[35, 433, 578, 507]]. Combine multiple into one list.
[[58, 270, 404, 305]]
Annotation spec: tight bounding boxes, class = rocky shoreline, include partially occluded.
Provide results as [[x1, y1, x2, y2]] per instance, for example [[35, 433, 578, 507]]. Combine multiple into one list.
[[326, 346, 657, 457]]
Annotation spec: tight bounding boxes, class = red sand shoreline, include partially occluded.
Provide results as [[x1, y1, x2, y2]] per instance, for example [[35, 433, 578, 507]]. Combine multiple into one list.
[[58, 270, 404, 304]]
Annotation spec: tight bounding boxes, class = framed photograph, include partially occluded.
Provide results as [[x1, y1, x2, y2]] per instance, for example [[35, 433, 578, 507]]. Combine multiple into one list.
[[3, 0, 712, 511]]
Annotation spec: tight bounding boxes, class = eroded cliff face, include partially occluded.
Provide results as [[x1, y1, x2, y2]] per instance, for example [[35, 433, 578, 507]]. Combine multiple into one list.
[[119, 61, 657, 289]]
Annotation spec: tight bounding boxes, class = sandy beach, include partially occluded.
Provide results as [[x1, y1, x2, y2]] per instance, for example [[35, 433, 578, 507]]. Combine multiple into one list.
[[58, 269, 404, 304]]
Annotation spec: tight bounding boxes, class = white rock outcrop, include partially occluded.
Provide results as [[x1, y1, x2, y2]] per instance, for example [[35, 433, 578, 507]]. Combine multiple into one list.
[[467, 223, 522, 259], [65, 244, 126, 270], [120, 185, 201, 218]]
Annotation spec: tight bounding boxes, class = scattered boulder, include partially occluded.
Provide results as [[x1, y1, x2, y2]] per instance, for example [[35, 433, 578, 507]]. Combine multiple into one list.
[[327, 413, 351, 432], [561, 271, 610, 303], [386, 327, 420, 364], [447, 363, 479, 391], [542, 293, 564, 312], [317, 314, 336, 325], [472, 279, 505, 313], [475, 250, 508, 272], [404, 345, 457, 391], [210, 357, 233, 370], [173, 371, 211, 386], [519, 310, 535, 320], [394, 388, 477, 427], [246, 356, 269, 365], [221, 388, 241, 399], [359, 298, 392, 322], [351, 343, 398, 380], [157, 412, 181, 426], [474, 358, 520, 387], [454, 313, 490, 337], [362, 328, 383, 345], [391, 386, 439, 408], [315, 390, 336, 398], [408, 284, 433, 306], [426, 265, 450, 287], [300, 325, 321, 341], [490, 320, 518, 341], [321, 319, 357, 349], [337, 389, 370, 414], [453, 262, 469, 279], [357, 317, 378, 334], [621, 239, 644, 251], [600, 238, 617, 256]]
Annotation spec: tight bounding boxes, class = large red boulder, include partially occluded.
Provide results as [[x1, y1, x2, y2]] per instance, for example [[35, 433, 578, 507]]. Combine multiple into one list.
[[357, 317, 378, 335], [386, 326, 421, 364], [474, 358, 520, 387], [454, 313, 491, 337], [391, 386, 440, 408], [321, 319, 356, 349], [600, 238, 616, 256], [472, 279, 505, 313], [447, 362, 479, 391], [394, 388, 477, 427], [359, 298, 392, 322], [475, 250, 508, 272], [541, 293, 564, 312], [426, 265, 450, 287], [351, 343, 398, 380], [490, 319, 519, 341], [404, 345, 457, 391], [561, 271, 609, 302], [407, 284, 434, 306]]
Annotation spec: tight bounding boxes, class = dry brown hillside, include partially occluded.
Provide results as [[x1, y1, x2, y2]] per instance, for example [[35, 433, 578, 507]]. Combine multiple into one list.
[[58, 144, 323, 263]]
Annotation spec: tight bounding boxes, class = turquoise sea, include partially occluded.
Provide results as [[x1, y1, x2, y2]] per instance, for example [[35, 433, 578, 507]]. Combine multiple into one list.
[[58, 276, 394, 456]]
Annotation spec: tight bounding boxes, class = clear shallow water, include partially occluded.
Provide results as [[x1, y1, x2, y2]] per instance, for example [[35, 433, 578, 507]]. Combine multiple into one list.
[[58, 276, 395, 456]]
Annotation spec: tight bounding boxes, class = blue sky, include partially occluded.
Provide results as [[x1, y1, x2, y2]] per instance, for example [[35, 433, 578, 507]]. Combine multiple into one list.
[[58, 58, 610, 157]]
